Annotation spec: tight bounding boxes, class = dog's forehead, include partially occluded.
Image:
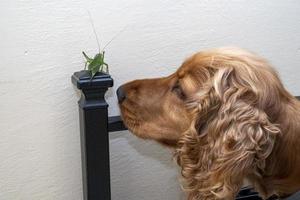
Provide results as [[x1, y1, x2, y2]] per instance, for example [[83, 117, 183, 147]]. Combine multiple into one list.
[[178, 69, 185, 78], [176, 58, 198, 81], [175, 69, 202, 93], [178, 54, 207, 74], [177, 59, 195, 78]]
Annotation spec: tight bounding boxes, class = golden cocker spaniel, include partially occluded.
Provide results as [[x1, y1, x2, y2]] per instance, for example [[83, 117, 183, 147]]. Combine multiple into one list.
[[117, 47, 300, 200]]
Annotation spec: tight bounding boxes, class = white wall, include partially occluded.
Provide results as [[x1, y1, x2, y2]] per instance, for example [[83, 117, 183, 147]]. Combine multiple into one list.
[[0, 0, 300, 199]]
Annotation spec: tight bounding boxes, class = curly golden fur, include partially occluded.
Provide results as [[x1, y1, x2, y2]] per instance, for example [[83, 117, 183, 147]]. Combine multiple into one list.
[[118, 47, 300, 200]]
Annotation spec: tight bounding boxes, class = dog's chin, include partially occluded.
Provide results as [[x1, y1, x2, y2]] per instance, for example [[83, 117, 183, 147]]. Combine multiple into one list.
[[120, 112, 142, 137], [157, 138, 178, 148], [121, 114, 179, 148]]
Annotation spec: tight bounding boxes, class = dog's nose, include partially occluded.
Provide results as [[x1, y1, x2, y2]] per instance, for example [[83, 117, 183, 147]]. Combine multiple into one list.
[[116, 86, 126, 103]]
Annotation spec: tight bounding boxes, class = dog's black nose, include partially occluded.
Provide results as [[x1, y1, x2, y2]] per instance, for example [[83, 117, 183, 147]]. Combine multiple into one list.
[[116, 86, 126, 103]]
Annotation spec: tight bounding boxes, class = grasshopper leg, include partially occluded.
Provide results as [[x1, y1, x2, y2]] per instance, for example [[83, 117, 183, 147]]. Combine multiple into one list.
[[103, 63, 109, 73], [84, 62, 87, 70]]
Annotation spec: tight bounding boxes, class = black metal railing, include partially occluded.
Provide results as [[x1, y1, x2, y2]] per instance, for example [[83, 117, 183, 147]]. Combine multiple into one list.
[[72, 70, 295, 200]]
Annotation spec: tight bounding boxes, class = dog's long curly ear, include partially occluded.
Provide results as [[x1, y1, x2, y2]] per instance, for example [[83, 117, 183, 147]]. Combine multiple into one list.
[[210, 66, 282, 198], [177, 66, 281, 200]]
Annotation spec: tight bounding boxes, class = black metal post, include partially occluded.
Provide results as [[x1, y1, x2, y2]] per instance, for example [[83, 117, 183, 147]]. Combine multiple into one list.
[[72, 70, 113, 200]]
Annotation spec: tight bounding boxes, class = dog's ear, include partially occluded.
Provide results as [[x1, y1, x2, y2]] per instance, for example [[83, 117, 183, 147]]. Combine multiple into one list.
[[209, 66, 281, 197], [177, 66, 281, 199]]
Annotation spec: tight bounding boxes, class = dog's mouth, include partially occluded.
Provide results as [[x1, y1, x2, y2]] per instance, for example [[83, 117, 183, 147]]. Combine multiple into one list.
[[119, 102, 142, 135]]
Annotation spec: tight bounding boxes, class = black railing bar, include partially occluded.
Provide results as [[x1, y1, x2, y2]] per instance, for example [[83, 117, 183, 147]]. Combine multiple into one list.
[[108, 116, 127, 132]]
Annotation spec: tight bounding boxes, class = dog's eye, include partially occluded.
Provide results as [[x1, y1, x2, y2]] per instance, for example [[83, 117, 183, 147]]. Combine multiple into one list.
[[172, 82, 186, 100]]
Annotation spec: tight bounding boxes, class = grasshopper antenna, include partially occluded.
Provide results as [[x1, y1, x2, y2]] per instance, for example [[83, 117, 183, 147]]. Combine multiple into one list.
[[87, 11, 101, 52], [102, 25, 128, 51]]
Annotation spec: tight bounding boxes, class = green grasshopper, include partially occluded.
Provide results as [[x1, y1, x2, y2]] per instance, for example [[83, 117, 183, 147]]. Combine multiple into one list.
[[83, 11, 127, 78], [82, 51, 108, 77]]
